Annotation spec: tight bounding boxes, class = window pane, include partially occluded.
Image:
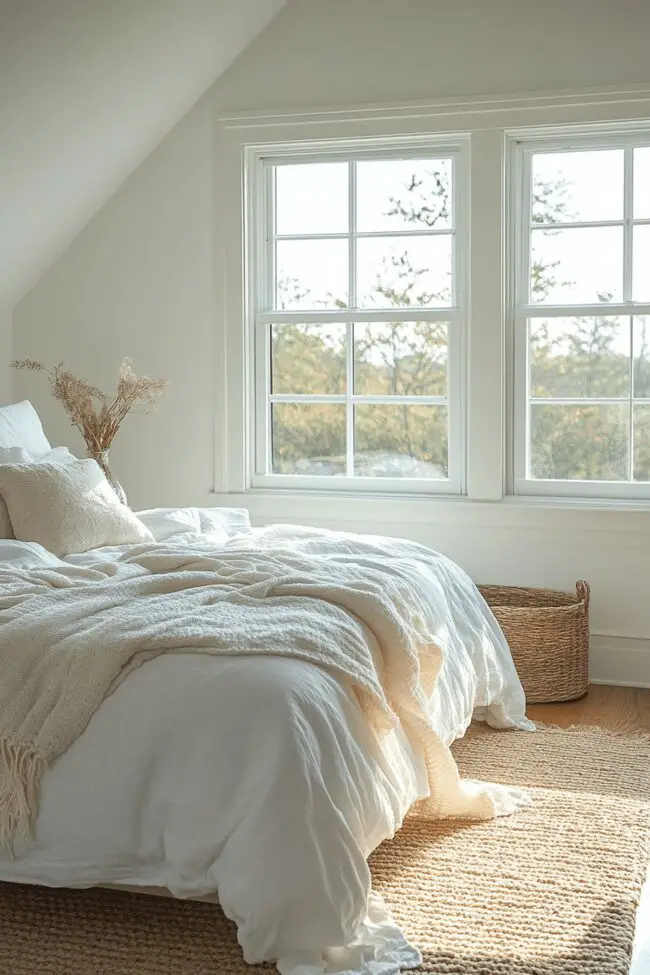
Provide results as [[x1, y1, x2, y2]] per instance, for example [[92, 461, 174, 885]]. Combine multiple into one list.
[[634, 316, 650, 398], [634, 147, 650, 219], [530, 226, 623, 304], [529, 404, 629, 481], [357, 235, 452, 308], [354, 321, 447, 396], [271, 324, 346, 394], [529, 317, 629, 398], [356, 158, 452, 232], [633, 224, 650, 301], [531, 149, 623, 224], [271, 404, 346, 475], [276, 239, 348, 310], [633, 405, 650, 481], [275, 163, 348, 235], [354, 404, 448, 478]]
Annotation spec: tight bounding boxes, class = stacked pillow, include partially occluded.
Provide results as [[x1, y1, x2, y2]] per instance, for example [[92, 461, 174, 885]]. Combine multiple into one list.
[[0, 399, 52, 457], [0, 400, 153, 556], [0, 400, 53, 537], [0, 445, 77, 537]]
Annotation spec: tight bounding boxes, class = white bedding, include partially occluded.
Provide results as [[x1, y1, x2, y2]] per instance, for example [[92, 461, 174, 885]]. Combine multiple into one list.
[[0, 510, 533, 975]]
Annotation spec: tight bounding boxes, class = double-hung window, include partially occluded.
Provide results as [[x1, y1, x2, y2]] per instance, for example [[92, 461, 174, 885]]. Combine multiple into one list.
[[512, 129, 650, 499], [248, 139, 467, 493]]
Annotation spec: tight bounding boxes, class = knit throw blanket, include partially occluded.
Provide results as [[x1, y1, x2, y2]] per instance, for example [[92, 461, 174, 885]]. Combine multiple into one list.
[[0, 525, 528, 851]]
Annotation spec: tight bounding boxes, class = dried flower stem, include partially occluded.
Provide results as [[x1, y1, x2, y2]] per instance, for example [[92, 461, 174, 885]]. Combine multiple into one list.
[[10, 358, 169, 454]]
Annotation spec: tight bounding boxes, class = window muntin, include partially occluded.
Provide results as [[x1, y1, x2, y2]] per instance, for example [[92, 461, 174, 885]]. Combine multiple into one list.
[[251, 145, 466, 491], [514, 137, 650, 496]]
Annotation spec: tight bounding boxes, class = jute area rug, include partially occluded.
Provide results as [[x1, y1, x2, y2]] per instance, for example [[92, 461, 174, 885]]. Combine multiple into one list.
[[0, 724, 648, 975]]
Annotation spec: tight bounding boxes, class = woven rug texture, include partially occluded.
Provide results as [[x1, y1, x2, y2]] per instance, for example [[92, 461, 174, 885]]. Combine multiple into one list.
[[0, 724, 647, 975]]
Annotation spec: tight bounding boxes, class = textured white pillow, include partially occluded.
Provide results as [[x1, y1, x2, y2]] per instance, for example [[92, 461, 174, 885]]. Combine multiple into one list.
[[0, 446, 78, 538], [0, 401, 51, 456], [0, 445, 77, 466], [0, 459, 154, 556], [0, 497, 9, 539], [0, 448, 22, 537]]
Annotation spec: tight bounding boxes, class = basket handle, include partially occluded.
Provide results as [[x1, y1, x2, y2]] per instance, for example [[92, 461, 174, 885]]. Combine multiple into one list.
[[576, 580, 590, 610]]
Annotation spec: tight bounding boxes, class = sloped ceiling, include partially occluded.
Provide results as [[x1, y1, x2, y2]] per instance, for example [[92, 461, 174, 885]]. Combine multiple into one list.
[[0, 0, 286, 309]]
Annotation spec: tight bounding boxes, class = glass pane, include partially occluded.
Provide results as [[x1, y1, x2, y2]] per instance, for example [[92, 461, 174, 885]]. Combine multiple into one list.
[[634, 147, 650, 219], [354, 404, 448, 479], [634, 316, 650, 398], [529, 317, 629, 398], [529, 404, 629, 481], [271, 404, 346, 475], [633, 405, 650, 481], [356, 158, 452, 232], [530, 226, 623, 304], [531, 149, 623, 224], [275, 162, 348, 235], [357, 235, 452, 308], [271, 324, 346, 395], [633, 224, 650, 301], [354, 321, 447, 396], [276, 239, 348, 310]]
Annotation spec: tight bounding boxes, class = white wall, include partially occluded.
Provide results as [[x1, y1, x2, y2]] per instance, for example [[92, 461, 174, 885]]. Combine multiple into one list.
[[0, 0, 285, 308], [0, 308, 12, 402], [14, 95, 215, 512], [213, 0, 650, 111], [13, 0, 650, 685]]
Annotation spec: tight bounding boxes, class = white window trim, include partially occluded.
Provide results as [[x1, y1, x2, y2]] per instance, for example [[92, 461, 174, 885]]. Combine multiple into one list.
[[244, 137, 469, 495], [507, 121, 650, 501], [215, 84, 650, 511]]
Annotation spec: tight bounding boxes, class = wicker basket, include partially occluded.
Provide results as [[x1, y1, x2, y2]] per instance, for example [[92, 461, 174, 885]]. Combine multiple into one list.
[[478, 581, 590, 704]]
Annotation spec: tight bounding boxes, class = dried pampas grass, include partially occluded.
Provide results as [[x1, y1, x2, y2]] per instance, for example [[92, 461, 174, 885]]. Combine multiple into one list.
[[11, 358, 169, 456]]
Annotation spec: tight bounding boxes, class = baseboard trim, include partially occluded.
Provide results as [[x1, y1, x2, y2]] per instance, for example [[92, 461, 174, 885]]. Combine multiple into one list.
[[589, 634, 650, 688]]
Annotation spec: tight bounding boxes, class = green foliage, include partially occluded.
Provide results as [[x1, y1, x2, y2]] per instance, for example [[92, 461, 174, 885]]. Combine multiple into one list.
[[271, 161, 650, 484], [529, 315, 650, 481], [272, 163, 453, 477], [270, 318, 448, 477]]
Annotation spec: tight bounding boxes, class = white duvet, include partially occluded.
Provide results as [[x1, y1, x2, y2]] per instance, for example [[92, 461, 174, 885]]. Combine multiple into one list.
[[0, 508, 533, 975]]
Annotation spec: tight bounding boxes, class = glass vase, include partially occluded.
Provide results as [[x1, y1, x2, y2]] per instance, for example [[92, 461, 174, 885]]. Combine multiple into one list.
[[88, 448, 128, 506]]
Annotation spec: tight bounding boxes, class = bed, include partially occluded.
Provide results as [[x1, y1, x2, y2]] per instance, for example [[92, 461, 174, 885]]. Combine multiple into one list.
[[0, 501, 534, 975], [0, 394, 533, 975]]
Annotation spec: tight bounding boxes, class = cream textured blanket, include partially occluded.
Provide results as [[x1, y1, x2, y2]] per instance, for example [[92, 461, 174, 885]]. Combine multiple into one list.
[[0, 525, 528, 850]]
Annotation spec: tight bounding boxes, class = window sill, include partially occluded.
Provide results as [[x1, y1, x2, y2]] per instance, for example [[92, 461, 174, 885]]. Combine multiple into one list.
[[211, 486, 650, 538], [502, 493, 650, 512]]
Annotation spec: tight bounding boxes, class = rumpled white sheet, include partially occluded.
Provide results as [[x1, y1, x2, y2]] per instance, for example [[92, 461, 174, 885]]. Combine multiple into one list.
[[0, 511, 533, 975]]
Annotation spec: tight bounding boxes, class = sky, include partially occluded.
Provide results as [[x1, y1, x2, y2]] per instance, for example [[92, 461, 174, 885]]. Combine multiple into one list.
[[274, 158, 453, 310], [271, 149, 650, 360], [276, 148, 650, 307], [267, 149, 650, 477], [532, 148, 650, 305]]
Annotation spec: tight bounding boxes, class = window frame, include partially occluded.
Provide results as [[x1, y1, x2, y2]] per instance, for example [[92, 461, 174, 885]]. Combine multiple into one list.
[[245, 135, 469, 495], [508, 124, 650, 501]]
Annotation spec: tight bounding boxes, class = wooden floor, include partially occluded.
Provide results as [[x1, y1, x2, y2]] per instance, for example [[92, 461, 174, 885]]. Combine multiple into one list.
[[527, 683, 650, 733]]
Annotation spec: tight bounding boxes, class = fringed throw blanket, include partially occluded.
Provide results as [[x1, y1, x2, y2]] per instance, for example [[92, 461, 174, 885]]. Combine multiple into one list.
[[0, 525, 529, 850]]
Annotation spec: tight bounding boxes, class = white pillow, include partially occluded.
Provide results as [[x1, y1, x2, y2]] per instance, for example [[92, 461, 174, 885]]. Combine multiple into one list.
[[0, 401, 51, 456], [0, 445, 77, 466], [136, 507, 202, 541], [0, 497, 10, 538], [0, 459, 153, 557], [200, 507, 252, 538], [135, 506, 252, 543], [0, 446, 78, 538]]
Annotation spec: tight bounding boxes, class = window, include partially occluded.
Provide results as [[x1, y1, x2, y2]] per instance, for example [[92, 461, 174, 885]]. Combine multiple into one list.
[[248, 141, 467, 493], [229, 104, 650, 507], [512, 133, 650, 498]]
